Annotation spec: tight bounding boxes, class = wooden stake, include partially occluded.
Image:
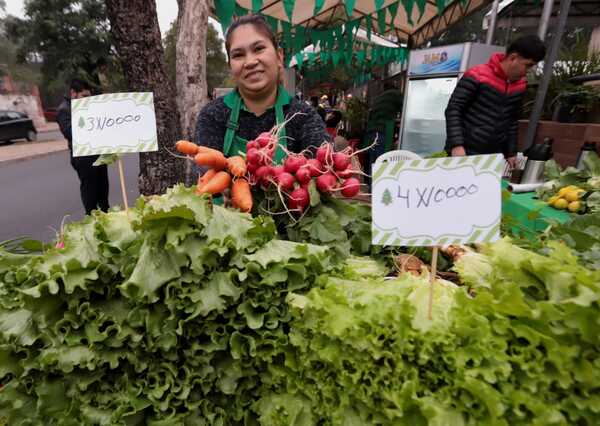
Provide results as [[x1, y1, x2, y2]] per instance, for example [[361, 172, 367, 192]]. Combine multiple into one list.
[[428, 246, 439, 320], [117, 157, 129, 212]]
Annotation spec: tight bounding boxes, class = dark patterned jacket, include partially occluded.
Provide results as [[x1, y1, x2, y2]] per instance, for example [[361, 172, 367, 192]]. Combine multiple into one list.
[[445, 53, 526, 157], [195, 89, 329, 154]]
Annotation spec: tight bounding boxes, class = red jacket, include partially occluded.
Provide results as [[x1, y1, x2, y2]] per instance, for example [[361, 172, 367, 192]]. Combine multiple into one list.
[[445, 53, 526, 157]]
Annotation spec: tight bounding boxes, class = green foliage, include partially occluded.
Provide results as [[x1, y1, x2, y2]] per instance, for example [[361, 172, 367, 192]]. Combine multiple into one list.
[[4, 0, 116, 99], [163, 20, 230, 95], [264, 238, 600, 424], [0, 185, 336, 424], [0, 29, 41, 91], [345, 96, 368, 138], [523, 32, 600, 120], [1, 185, 600, 424]]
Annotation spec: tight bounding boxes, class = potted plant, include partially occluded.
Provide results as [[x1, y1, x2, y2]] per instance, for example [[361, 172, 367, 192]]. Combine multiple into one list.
[[552, 83, 600, 123]]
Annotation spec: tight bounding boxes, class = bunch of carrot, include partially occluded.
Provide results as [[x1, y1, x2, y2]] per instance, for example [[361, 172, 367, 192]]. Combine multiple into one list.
[[175, 140, 252, 213]]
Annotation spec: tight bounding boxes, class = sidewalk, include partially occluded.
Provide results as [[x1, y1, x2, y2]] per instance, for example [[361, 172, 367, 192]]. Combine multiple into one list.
[[0, 123, 68, 165], [0, 139, 68, 164]]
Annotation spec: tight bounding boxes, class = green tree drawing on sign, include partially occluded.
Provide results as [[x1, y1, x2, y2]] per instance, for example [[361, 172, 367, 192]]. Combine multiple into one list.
[[382, 188, 393, 206], [78, 116, 85, 129]]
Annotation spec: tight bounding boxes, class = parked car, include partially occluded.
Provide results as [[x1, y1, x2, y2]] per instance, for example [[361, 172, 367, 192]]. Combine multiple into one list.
[[0, 110, 37, 143]]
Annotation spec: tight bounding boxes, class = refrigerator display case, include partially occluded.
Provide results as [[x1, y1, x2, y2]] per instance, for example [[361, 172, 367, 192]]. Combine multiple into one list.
[[399, 43, 505, 156]]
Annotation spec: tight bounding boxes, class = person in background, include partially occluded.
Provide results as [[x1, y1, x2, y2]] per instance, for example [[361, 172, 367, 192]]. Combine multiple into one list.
[[319, 94, 331, 110], [363, 82, 403, 186], [311, 96, 326, 122], [324, 110, 343, 139], [57, 78, 110, 215], [445, 35, 546, 167]]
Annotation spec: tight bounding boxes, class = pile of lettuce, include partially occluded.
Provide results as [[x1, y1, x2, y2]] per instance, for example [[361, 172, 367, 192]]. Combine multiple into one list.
[[259, 239, 600, 425], [0, 186, 335, 425], [2, 185, 599, 425]]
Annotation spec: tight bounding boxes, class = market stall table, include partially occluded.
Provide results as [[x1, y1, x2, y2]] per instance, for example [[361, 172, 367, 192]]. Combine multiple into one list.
[[502, 179, 570, 236]]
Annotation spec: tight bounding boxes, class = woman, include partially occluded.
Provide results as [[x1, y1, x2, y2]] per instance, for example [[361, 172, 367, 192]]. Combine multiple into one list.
[[194, 15, 329, 163]]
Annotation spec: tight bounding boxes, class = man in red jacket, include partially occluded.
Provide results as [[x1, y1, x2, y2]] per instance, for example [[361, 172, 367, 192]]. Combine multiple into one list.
[[445, 35, 546, 168]]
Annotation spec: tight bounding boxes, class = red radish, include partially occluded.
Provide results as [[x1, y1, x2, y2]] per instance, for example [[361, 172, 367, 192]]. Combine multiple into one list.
[[316, 173, 337, 193], [341, 177, 361, 198], [332, 152, 351, 171], [277, 172, 296, 191], [337, 167, 354, 179], [295, 167, 312, 185], [284, 155, 307, 174], [246, 148, 260, 165], [288, 187, 310, 212], [272, 165, 285, 176], [256, 132, 273, 148], [246, 140, 259, 150], [316, 143, 333, 165], [247, 162, 259, 174], [255, 165, 273, 186], [306, 159, 324, 177]]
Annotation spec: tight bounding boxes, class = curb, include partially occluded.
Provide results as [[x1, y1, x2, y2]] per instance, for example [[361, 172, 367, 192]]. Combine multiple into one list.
[[0, 147, 69, 166]]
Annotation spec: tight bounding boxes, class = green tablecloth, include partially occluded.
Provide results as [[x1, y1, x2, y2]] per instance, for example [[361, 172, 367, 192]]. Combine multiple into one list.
[[502, 180, 570, 236]]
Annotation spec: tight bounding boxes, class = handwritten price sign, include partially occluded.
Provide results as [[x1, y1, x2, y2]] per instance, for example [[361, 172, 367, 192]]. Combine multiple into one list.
[[372, 154, 504, 246], [71, 92, 158, 157]]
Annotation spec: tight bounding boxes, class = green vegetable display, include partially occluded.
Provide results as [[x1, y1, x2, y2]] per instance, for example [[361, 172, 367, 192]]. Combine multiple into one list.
[[537, 152, 600, 213], [261, 239, 600, 425], [1, 186, 599, 425], [0, 186, 335, 425]]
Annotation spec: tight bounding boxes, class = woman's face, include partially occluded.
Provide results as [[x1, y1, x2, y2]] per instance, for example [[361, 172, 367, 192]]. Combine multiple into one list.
[[228, 24, 283, 96]]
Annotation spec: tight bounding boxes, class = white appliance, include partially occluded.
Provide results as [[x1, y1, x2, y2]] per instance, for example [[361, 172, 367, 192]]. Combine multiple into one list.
[[399, 43, 505, 156]]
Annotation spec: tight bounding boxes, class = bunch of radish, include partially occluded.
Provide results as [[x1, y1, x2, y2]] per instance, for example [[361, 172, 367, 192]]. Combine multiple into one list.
[[175, 140, 253, 213], [244, 136, 362, 213]]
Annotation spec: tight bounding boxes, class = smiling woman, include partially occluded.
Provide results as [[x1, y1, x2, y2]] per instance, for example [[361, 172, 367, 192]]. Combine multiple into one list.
[[194, 14, 329, 162]]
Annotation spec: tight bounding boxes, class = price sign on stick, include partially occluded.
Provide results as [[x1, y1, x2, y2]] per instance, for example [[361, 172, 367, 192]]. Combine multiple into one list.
[[71, 92, 158, 156], [371, 154, 504, 319], [71, 92, 158, 211]]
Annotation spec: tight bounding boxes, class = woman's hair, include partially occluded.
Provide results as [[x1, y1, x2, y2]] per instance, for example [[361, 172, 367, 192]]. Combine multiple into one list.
[[225, 14, 279, 59]]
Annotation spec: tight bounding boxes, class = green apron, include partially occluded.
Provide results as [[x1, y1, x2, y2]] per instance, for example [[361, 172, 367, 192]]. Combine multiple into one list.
[[213, 87, 291, 205], [222, 86, 289, 164]]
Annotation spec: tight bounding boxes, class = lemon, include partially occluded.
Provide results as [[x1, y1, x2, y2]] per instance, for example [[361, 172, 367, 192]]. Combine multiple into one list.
[[564, 190, 581, 202], [547, 195, 559, 205], [568, 201, 582, 212], [553, 198, 569, 209], [557, 187, 570, 197]]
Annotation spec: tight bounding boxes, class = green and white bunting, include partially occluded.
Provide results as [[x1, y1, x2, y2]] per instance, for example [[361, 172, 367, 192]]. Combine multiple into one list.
[[71, 92, 158, 157], [372, 154, 504, 247]]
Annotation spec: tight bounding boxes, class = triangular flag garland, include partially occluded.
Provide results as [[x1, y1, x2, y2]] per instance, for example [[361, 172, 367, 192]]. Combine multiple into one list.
[[213, 0, 425, 75], [283, 0, 295, 22], [345, 0, 357, 16], [252, 0, 263, 13], [214, 0, 447, 36]]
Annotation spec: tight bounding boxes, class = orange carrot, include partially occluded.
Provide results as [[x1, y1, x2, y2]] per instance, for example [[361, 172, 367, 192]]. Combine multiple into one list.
[[175, 140, 199, 156], [195, 169, 217, 194], [231, 178, 253, 212], [198, 171, 231, 195], [194, 151, 228, 170], [227, 156, 247, 177]]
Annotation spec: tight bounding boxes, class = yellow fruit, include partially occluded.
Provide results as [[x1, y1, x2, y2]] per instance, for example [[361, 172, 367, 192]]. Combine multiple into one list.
[[568, 201, 582, 212], [547, 196, 559, 205], [557, 187, 571, 197], [553, 198, 569, 209], [564, 190, 580, 202]]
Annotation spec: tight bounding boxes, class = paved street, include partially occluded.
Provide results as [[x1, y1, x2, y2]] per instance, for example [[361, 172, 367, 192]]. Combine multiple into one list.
[[0, 151, 140, 243]]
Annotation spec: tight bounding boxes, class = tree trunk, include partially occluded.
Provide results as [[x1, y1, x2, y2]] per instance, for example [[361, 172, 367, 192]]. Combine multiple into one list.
[[105, 0, 184, 195], [589, 26, 600, 57], [176, 0, 209, 185]]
